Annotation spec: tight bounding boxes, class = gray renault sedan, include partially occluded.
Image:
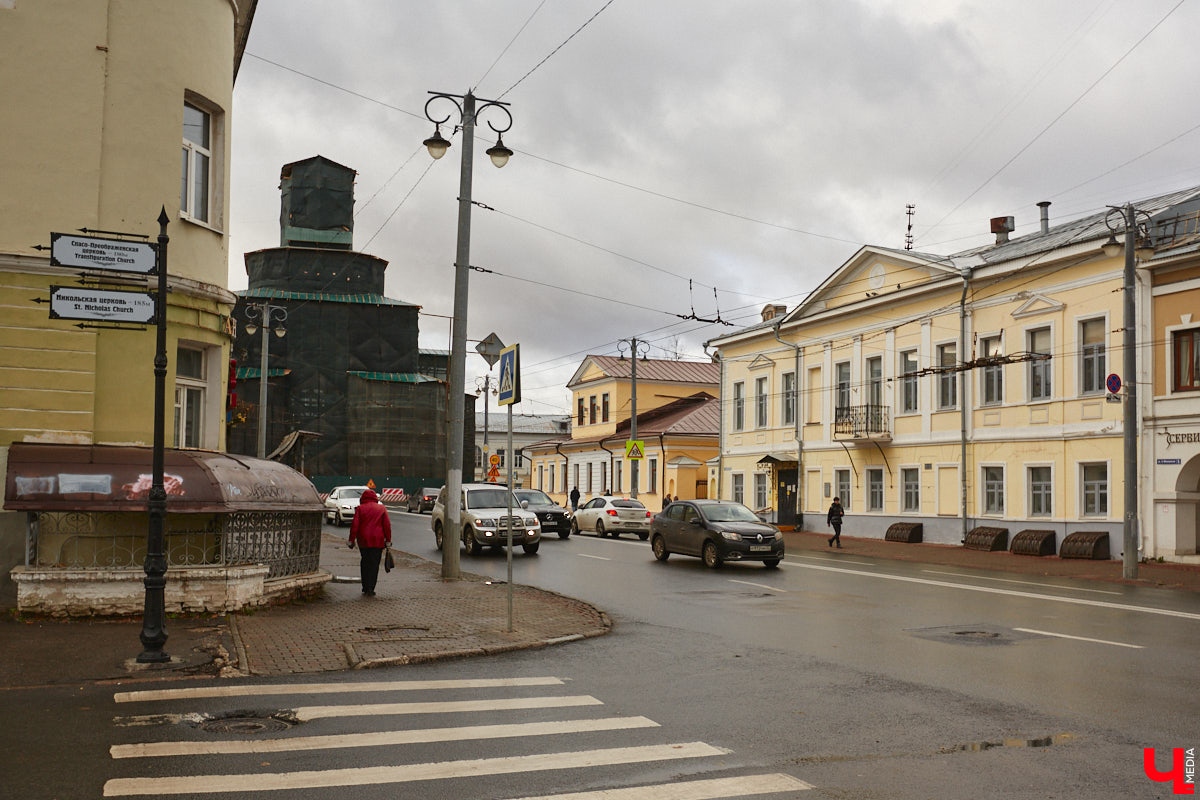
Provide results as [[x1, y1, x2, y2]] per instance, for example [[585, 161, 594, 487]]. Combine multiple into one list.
[[651, 499, 783, 568]]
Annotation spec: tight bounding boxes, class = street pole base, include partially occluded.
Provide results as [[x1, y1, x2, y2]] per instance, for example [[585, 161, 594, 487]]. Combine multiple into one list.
[[136, 648, 172, 664]]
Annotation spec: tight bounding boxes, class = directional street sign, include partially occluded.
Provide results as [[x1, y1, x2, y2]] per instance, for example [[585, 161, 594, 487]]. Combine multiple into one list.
[[626, 440, 645, 459], [497, 344, 521, 406], [476, 332, 505, 368], [50, 233, 157, 274], [48, 286, 156, 324]]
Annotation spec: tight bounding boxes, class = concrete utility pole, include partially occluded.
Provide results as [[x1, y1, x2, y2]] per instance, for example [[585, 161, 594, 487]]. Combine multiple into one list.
[[244, 302, 287, 458], [421, 90, 513, 580], [621, 338, 650, 498]]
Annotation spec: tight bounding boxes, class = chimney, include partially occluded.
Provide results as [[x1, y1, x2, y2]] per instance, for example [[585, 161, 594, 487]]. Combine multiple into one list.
[[990, 216, 1015, 245], [1036, 201, 1051, 234], [761, 304, 787, 322]]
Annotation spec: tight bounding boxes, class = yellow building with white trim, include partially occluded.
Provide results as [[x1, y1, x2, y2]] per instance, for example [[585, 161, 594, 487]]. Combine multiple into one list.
[[708, 189, 1200, 562]]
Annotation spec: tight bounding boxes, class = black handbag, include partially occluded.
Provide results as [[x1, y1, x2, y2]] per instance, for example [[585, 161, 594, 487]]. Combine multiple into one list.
[[383, 547, 395, 573]]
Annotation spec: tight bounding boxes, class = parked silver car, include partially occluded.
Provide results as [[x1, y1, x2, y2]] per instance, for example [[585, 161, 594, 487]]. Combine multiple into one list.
[[571, 496, 652, 540]]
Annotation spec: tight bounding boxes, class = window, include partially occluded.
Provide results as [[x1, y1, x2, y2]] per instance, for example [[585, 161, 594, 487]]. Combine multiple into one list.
[[615, 461, 622, 493], [1029, 327, 1052, 400], [937, 343, 957, 409], [574, 463, 580, 492], [983, 466, 1004, 514], [537, 465, 544, 491], [732, 473, 744, 504], [587, 462, 593, 492], [1028, 466, 1052, 516], [475, 447, 483, 469], [900, 350, 918, 413], [174, 347, 206, 448], [782, 371, 796, 426], [835, 362, 850, 413], [867, 468, 883, 511], [601, 393, 610, 422], [754, 473, 768, 510], [866, 357, 882, 408], [549, 463, 555, 493], [562, 464, 568, 493], [577, 397, 585, 426], [589, 395, 597, 425], [1081, 463, 1108, 516], [733, 381, 745, 431], [981, 335, 1003, 405], [648, 457, 658, 495], [181, 101, 215, 224], [1172, 329, 1200, 391], [497, 449, 506, 468], [835, 469, 851, 511], [755, 376, 768, 428], [601, 463, 607, 494], [807, 367, 822, 423], [902, 467, 920, 512], [1079, 319, 1105, 394]]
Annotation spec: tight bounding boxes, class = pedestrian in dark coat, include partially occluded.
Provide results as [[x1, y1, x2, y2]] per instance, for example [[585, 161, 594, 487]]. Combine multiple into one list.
[[569, 486, 581, 511], [349, 489, 391, 596], [826, 497, 844, 548]]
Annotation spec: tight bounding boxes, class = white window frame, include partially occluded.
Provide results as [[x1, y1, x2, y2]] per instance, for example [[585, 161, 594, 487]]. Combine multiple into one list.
[[732, 473, 745, 504], [648, 457, 658, 495], [901, 466, 920, 513], [834, 361, 851, 413], [180, 93, 224, 229], [981, 464, 1005, 516], [1080, 461, 1109, 517], [782, 371, 796, 426], [979, 333, 1003, 406], [733, 381, 745, 431], [1027, 463, 1053, 518], [1027, 325, 1053, 402], [936, 341, 957, 410], [1078, 315, 1107, 396], [834, 468, 851, 512], [174, 344, 217, 449], [1169, 325, 1200, 394], [899, 349, 919, 414], [754, 376, 769, 428], [865, 356, 883, 408], [615, 460, 622, 493], [866, 468, 884, 512], [753, 472, 768, 511]]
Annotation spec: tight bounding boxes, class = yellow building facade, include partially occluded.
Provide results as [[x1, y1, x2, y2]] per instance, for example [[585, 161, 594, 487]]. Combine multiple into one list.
[[709, 189, 1200, 562], [0, 0, 257, 601], [526, 356, 719, 509]]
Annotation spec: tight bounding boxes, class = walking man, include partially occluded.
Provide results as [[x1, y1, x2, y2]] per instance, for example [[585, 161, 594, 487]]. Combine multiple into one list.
[[827, 496, 844, 548], [570, 485, 581, 511], [348, 488, 391, 596]]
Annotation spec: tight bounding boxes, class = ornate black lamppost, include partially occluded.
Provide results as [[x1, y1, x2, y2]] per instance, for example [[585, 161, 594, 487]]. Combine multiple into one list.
[[242, 303, 288, 458]]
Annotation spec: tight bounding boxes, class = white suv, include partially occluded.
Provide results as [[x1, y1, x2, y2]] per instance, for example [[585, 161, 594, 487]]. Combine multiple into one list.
[[432, 484, 542, 555]]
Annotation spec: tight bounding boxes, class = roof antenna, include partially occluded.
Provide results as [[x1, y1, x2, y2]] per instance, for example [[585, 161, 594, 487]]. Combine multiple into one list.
[[905, 204, 916, 251]]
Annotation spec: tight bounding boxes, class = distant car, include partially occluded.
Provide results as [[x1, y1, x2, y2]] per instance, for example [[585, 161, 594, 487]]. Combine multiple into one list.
[[324, 485, 370, 527], [406, 486, 441, 514], [572, 496, 652, 540], [651, 499, 783, 568], [513, 489, 573, 539], [431, 483, 541, 555]]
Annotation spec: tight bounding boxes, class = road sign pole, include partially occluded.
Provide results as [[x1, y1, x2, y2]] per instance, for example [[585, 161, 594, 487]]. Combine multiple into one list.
[[506, 402, 514, 632]]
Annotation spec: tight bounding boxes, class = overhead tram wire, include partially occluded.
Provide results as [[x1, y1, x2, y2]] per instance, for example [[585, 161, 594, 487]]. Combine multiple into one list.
[[476, 0, 549, 91], [915, 0, 1188, 246], [497, 0, 616, 100]]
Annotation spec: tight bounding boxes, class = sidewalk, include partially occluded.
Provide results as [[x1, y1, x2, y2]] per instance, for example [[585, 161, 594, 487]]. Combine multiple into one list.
[[3, 527, 1197, 689]]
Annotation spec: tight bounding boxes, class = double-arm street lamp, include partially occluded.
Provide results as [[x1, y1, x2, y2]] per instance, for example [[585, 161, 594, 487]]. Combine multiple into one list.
[[422, 90, 514, 580], [618, 337, 650, 499], [1102, 205, 1156, 580], [243, 302, 288, 458]]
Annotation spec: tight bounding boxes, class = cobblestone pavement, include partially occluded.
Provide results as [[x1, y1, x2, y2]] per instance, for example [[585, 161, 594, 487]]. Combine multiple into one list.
[[228, 535, 611, 676]]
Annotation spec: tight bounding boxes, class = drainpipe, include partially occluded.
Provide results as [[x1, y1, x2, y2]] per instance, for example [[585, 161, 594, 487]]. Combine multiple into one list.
[[554, 442, 568, 499], [959, 267, 972, 543], [773, 321, 803, 529], [658, 432, 667, 498], [706, 344, 724, 500]]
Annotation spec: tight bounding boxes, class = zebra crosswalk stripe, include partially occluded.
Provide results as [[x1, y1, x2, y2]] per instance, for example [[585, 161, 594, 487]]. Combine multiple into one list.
[[113, 676, 564, 704], [293, 694, 602, 721], [510, 773, 814, 799], [102, 742, 726, 796], [111, 716, 660, 758]]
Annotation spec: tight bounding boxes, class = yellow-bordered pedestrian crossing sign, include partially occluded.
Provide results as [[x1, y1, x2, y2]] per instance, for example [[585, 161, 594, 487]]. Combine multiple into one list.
[[497, 344, 520, 406], [625, 440, 645, 459]]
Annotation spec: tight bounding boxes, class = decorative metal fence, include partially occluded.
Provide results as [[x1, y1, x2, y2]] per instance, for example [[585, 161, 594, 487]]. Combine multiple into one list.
[[833, 405, 891, 438], [29, 510, 322, 579]]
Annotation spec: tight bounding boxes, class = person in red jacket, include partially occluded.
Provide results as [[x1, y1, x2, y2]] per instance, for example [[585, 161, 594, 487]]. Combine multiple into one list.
[[348, 489, 391, 596]]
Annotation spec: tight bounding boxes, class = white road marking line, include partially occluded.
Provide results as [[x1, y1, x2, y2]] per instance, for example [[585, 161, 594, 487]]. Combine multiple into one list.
[[113, 676, 563, 704], [111, 716, 660, 759], [101, 742, 727, 796], [729, 579, 785, 593], [786, 561, 1200, 621], [785, 554, 873, 566], [579, 554, 612, 561], [512, 773, 814, 799], [295, 694, 603, 721], [1013, 627, 1144, 649], [922, 569, 1121, 595]]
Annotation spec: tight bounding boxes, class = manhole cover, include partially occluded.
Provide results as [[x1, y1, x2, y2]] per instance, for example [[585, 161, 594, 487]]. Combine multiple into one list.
[[198, 712, 294, 735], [954, 630, 1001, 639]]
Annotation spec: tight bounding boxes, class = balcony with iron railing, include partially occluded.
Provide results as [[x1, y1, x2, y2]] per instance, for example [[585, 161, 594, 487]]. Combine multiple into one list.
[[833, 405, 891, 441]]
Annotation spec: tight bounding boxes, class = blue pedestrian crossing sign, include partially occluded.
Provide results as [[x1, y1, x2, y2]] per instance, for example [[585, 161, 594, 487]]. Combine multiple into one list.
[[497, 344, 521, 406]]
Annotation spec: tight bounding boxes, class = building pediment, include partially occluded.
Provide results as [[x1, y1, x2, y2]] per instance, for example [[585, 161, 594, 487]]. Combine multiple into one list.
[[1010, 292, 1065, 319], [748, 354, 775, 370]]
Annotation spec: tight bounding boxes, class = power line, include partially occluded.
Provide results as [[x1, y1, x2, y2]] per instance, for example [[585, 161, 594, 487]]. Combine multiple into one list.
[[498, 0, 616, 99], [477, 0, 549, 92]]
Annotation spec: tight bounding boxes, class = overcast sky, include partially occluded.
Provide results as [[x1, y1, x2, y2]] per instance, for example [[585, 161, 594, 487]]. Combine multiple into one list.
[[230, 0, 1200, 415]]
